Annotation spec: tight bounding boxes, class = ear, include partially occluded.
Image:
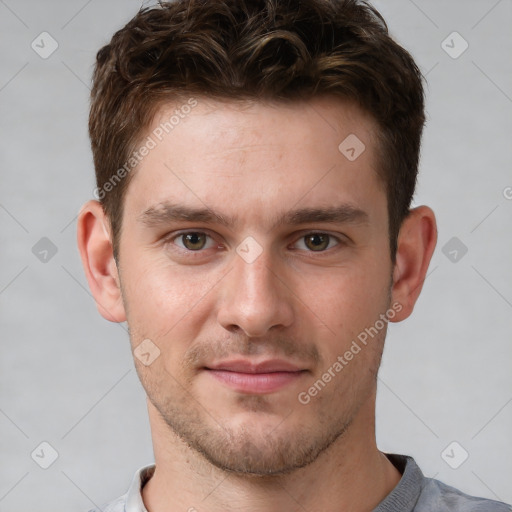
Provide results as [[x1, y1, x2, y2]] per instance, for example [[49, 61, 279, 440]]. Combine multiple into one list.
[[76, 200, 126, 323], [389, 205, 437, 322]]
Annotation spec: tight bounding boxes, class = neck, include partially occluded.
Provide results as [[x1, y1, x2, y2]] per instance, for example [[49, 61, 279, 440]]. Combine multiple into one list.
[[142, 394, 402, 512]]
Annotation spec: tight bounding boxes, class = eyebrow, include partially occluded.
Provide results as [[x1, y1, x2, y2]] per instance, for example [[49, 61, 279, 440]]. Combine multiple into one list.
[[138, 201, 370, 230]]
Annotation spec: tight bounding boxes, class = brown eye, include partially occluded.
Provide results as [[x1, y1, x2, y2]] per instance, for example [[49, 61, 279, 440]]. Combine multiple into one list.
[[180, 232, 208, 250], [304, 233, 331, 251]]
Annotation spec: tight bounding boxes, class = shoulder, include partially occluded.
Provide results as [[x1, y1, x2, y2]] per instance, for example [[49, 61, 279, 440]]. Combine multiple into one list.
[[380, 454, 510, 512], [87, 494, 127, 512], [416, 475, 511, 512], [84, 463, 155, 512]]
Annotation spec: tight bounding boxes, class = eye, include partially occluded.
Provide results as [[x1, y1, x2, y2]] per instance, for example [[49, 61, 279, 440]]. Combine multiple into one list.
[[294, 233, 340, 252], [172, 232, 215, 251]]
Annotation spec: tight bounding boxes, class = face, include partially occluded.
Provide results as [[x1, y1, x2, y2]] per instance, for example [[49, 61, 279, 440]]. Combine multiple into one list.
[[116, 96, 394, 475]]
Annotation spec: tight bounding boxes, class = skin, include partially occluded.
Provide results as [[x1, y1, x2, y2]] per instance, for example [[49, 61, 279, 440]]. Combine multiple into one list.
[[78, 95, 437, 512]]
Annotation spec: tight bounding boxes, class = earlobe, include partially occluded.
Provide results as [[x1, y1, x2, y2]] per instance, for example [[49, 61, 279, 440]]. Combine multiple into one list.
[[77, 200, 126, 323], [389, 206, 437, 322]]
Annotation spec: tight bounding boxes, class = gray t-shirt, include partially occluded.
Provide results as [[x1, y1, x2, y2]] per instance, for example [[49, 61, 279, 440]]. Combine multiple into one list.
[[89, 454, 510, 512]]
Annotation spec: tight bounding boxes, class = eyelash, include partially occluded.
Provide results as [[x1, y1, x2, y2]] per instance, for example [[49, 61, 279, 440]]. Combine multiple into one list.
[[163, 230, 344, 255]]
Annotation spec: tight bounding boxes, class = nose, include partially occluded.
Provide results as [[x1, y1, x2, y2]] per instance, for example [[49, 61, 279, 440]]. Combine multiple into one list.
[[216, 247, 295, 338]]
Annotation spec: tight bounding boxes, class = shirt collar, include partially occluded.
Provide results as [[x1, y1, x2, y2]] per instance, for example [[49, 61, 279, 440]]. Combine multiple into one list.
[[124, 455, 421, 512], [125, 464, 155, 512], [373, 454, 424, 511]]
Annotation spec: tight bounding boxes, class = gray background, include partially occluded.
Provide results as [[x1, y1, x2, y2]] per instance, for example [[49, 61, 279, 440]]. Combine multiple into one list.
[[0, 0, 511, 510]]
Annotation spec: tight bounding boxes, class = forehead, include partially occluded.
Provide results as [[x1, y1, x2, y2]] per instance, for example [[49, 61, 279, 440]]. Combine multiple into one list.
[[148, 95, 379, 164], [124, 95, 386, 227]]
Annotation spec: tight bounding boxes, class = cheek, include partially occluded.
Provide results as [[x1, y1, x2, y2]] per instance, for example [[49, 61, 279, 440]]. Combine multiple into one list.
[[305, 264, 389, 329], [121, 257, 222, 342], [299, 268, 391, 382]]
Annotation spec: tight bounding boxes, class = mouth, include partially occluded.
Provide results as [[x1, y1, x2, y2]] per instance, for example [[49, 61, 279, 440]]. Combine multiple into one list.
[[203, 359, 309, 394]]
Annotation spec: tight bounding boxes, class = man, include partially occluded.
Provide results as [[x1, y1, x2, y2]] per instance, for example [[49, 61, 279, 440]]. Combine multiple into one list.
[[77, 1, 510, 511]]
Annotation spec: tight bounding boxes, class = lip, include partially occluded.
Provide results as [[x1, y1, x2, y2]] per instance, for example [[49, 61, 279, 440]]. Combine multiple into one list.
[[206, 359, 303, 373], [204, 359, 308, 394]]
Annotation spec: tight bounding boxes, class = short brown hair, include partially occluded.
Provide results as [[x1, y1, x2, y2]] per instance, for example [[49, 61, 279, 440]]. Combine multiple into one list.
[[89, 0, 425, 263]]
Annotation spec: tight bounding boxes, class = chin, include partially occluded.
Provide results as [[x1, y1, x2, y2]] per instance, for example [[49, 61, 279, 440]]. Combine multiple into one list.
[[175, 412, 350, 477]]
